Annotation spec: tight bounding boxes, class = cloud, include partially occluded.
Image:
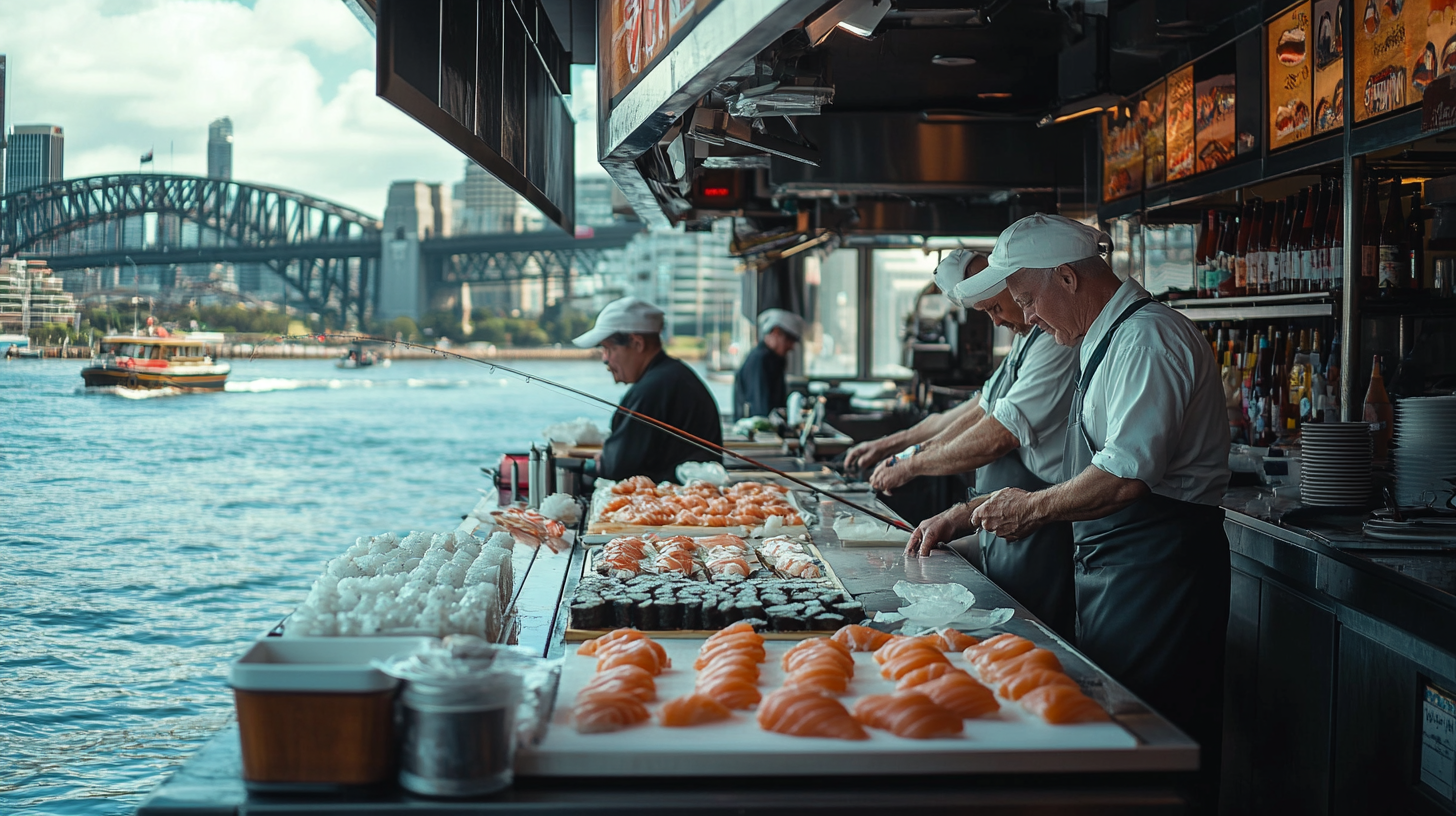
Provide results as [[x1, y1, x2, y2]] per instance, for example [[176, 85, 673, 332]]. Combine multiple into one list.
[[0, 0, 474, 217]]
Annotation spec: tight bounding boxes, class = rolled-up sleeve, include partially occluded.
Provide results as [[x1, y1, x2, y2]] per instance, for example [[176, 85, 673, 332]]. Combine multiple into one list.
[[1090, 344, 1192, 487], [989, 336, 1078, 451]]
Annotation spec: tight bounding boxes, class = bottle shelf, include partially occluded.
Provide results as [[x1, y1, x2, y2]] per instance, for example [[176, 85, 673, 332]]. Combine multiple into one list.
[[1169, 300, 1335, 321], [1167, 291, 1334, 308]]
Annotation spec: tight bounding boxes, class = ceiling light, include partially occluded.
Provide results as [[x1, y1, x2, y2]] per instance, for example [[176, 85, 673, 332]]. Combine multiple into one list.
[[931, 55, 976, 66], [976, 92, 1012, 99], [808, 0, 891, 43]]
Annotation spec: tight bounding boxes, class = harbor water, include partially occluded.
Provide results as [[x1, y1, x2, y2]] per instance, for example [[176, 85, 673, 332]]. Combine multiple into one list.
[[1, 356, 732, 815]]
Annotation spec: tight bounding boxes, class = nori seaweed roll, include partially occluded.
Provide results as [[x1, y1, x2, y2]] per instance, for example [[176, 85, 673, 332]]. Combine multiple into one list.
[[681, 598, 703, 630], [570, 599, 606, 629], [636, 599, 658, 630]]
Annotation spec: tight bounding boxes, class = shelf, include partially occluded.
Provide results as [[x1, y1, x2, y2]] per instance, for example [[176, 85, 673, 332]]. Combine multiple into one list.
[[1168, 302, 1334, 321], [1263, 133, 1344, 180], [1168, 291, 1334, 308], [1350, 109, 1425, 157]]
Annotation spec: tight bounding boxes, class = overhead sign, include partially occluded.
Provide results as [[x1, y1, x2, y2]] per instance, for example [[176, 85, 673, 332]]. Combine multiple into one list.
[[601, 0, 726, 105], [1268, 2, 1313, 150], [377, 0, 575, 231]]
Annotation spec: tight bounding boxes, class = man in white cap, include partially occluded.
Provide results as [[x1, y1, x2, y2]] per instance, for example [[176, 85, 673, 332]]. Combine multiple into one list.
[[732, 308, 806, 420], [573, 296, 723, 484], [861, 249, 1079, 638], [922, 213, 1231, 800]]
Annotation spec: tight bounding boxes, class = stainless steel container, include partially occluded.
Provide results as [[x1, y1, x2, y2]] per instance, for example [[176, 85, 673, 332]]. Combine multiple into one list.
[[526, 446, 542, 509], [555, 464, 579, 498], [398, 676, 522, 798]]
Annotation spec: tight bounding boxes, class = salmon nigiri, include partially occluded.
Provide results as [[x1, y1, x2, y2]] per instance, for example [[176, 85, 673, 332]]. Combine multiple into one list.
[[695, 672, 762, 709], [936, 629, 980, 652], [998, 668, 1078, 701], [964, 634, 1033, 670], [873, 634, 943, 665], [695, 635, 767, 668], [705, 621, 760, 642], [696, 653, 761, 682], [782, 661, 851, 694], [1019, 684, 1109, 724], [783, 637, 851, 665], [784, 642, 855, 675], [852, 690, 964, 739], [576, 627, 648, 656], [832, 624, 894, 652], [572, 691, 650, 733], [980, 648, 1062, 684], [917, 672, 1000, 719], [757, 688, 868, 740], [880, 646, 951, 681], [597, 638, 670, 675], [659, 693, 733, 727], [580, 665, 657, 702], [894, 662, 966, 690]]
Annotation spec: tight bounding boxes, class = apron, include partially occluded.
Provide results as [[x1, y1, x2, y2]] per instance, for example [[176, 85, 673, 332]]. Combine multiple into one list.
[[1065, 297, 1230, 783], [973, 329, 1076, 639]]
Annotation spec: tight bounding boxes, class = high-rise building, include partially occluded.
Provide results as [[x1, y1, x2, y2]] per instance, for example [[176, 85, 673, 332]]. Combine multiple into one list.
[[380, 180, 453, 321], [4, 124, 63, 194], [597, 221, 744, 343], [0, 259, 78, 333], [207, 117, 233, 180], [451, 160, 540, 234], [575, 175, 621, 228], [1, 55, 9, 194]]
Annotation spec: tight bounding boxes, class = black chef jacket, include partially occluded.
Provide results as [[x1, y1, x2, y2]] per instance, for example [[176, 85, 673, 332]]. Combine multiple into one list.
[[599, 351, 723, 484], [731, 342, 787, 420]]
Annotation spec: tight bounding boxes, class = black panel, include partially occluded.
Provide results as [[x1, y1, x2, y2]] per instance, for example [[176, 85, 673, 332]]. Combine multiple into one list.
[[477, 0, 503, 153], [1252, 581, 1336, 816], [501, 0, 528, 173], [1220, 567, 1263, 815], [440, 0, 477, 131], [391, 0, 441, 105], [527, 51, 550, 190], [1331, 628, 1420, 816], [1234, 27, 1261, 156]]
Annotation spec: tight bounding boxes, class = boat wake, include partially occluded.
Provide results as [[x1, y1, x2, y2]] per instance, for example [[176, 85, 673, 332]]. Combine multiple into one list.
[[224, 377, 474, 394], [78, 385, 186, 400]]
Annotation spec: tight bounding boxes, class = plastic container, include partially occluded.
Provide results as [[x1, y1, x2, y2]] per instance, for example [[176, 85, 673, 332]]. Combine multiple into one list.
[[228, 636, 436, 790], [398, 672, 523, 797]]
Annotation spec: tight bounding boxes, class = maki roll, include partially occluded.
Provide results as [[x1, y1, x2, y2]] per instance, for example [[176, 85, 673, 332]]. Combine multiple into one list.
[[739, 617, 769, 632], [611, 596, 635, 628], [834, 601, 866, 623], [719, 599, 744, 626], [681, 598, 703, 630], [570, 598, 607, 629], [765, 603, 806, 632], [636, 599, 658, 630], [735, 599, 766, 621], [657, 599, 683, 629], [811, 612, 846, 631]]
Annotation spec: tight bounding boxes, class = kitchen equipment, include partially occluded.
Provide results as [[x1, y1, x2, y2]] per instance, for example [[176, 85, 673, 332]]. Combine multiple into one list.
[[228, 637, 436, 790], [1394, 396, 1456, 507], [398, 673, 524, 797], [1298, 422, 1373, 508]]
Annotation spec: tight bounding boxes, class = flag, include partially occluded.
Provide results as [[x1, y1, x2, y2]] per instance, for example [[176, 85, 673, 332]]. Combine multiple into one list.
[[140, 150, 154, 164]]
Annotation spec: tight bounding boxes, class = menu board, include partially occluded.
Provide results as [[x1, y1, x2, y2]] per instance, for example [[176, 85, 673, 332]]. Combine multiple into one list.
[[1102, 103, 1143, 202], [1269, 2, 1314, 148], [602, 0, 722, 102], [1167, 66, 1196, 181], [1195, 72, 1237, 171], [1313, 0, 1346, 133], [1140, 80, 1167, 188], [1352, 0, 1426, 120]]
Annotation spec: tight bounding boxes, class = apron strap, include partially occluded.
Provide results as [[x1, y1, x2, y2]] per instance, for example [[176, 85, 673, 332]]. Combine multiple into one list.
[[1075, 297, 1155, 453]]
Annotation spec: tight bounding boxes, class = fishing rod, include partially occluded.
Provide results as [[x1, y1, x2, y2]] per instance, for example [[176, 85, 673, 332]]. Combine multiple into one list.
[[255, 333, 913, 531]]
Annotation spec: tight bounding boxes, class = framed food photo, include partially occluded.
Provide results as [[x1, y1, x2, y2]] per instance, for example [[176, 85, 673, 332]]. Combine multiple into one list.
[[1166, 65, 1196, 181], [1352, 0, 1424, 120], [1194, 47, 1237, 172], [1313, 0, 1345, 133], [1140, 79, 1168, 188], [1269, 2, 1314, 149], [1101, 102, 1143, 202]]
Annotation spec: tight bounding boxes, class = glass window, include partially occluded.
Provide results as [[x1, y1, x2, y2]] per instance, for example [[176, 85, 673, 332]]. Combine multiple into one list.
[[871, 249, 939, 379], [805, 249, 859, 378]]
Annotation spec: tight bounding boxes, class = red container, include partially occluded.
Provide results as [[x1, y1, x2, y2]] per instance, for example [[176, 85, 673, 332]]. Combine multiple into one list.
[[495, 453, 530, 505]]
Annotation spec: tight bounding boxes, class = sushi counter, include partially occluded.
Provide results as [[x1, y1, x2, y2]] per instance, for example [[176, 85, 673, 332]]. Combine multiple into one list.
[[137, 475, 1201, 815]]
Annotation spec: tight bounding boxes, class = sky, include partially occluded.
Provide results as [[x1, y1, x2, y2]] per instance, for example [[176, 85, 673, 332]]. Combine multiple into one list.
[[0, 0, 603, 219]]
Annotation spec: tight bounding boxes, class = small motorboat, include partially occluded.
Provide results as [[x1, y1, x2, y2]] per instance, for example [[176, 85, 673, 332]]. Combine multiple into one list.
[[337, 343, 384, 368], [81, 335, 230, 390]]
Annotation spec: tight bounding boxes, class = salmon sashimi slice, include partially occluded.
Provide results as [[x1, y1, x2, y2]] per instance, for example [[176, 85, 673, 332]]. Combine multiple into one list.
[[936, 629, 980, 652], [998, 668, 1079, 701], [597, 639, 669, 675], [880, 646, 952, 681], [783, 642, 855, 675], [696, 658, 760, 685], [594, 632, 669, 668], [694, 642, 767, 669], [757, 688, 868, 740], [704, 622, 761, 643], [576, 627, 647, 656], [831, 624, 894, 652], [694, 672, 762, 710], [659, 693, 734, 727], [979, 648, 1063, 684], [963, 634, 1033, 669], [1019, 684, 1109, 724], [580, 665, 657, 702], [696, 534, 749, 552], [782, 661, 851, 694], [572, 690, 651, 733], [873, 634, 944, 664], [783, 636, 852, 666], [894, 662, 967, 690], [917, 672, 1001, 719], [851, 690, 964, 739]]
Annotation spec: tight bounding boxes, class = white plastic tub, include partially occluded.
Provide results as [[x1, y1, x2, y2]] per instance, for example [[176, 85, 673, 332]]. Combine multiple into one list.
[[229, 636, 437, 692]]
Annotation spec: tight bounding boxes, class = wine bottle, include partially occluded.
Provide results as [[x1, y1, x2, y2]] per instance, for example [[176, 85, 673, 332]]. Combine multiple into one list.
[[1328, 181, 1344, 293], [1216, 211, 1238, 297], [1310, 183, 1331, 292], [1364, 354, 1393, 461], [1289, 330, 1312, 432], [1232, 198, 1256, 297], [1287, 189, 1310, 295], [1379, 181, 1407, 291], [1408, 185, 1426, 291], [1250, 200, 1270, 295], [1196, 210, 1216, 297], [1252, 334, 1271, 445], [1360, 178, 1382, 297], [1268, 199, 1287, 295]]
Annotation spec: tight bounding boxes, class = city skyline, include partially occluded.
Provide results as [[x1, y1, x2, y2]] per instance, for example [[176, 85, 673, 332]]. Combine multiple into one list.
[[0, 0, 606, 219]]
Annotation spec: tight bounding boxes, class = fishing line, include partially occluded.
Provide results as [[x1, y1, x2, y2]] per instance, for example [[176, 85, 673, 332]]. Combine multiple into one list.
[[256, 333, 913, 531]]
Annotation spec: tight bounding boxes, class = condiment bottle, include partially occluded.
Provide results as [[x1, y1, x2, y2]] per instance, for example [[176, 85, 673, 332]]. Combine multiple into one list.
[[1364, 354, 1393, 461]]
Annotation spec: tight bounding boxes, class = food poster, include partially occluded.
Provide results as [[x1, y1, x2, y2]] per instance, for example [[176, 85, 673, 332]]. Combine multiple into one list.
[[1102, 102, 1143, 202], [1195, 72, 1237, 172], [1314, 0, 1346, 132], [1429, 0, 1456, 85], [1354, 0, 1426, 120], [1270, 2, 1314, 148], [1167, 66, 1196, 181], [1140, 80, 1167, 187]]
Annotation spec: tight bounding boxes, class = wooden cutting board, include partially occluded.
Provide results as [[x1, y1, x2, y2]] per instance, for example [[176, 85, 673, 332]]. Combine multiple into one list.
[[517, 638, 1159, 777]]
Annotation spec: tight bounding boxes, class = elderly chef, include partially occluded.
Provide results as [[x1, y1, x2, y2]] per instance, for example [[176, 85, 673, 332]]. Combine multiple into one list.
[[963, 213, 1231, 794], [891, 249, 1080, 638], [574, 296, 723, 484], [733, 308, 806, 420]]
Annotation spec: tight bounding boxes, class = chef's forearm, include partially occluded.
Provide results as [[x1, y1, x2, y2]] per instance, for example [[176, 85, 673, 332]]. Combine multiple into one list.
[[1028, 465, 1149, 523], [911, 416, 1019, 477]]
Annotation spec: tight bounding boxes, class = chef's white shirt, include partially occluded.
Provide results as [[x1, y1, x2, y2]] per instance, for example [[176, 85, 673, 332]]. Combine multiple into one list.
[[982, 328, 1079, 485], [1076, 278, 1231, 505]]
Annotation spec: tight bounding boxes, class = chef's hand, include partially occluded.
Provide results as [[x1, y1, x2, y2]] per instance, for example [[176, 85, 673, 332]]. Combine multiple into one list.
[[870, 456, 915, 495], [844, 438, 898, 473], [970, 487, 1045, 541], [905, 501, 976, 558]]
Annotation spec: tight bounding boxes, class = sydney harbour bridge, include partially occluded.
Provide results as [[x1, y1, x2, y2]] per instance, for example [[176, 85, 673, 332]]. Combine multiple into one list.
[[0, 173, 641, 326]]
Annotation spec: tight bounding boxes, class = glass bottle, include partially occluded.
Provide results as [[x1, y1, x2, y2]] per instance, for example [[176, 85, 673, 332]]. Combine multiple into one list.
[[1216, 212, 1238, 297], [1232, 198, 1256, 297], [1196, 210, 1217, 297], [1379, 181, 1408, 292], [1328, 181, 1344, 293], [1310, 183, 1332, 292], [1364, 354, 1393, 461], [1268, 199, 1287, 295], [1286, 189, 1309, 295], [1408, 186, 1426, 291], [1360, 178, 1382, 298]]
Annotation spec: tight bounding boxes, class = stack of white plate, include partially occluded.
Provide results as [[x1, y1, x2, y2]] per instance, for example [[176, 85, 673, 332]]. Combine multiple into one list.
[[1299, 423, 1373, 507], [1394, 396, 1456, 507]]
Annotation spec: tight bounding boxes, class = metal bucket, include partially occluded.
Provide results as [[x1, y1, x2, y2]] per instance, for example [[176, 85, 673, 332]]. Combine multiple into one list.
[[397, 675, 522, 798]]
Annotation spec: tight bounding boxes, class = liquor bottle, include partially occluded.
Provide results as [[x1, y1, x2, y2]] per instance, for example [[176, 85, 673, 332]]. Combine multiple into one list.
[[1286, 189, 1310, 294], [1268, 330, 1286, 436], [1361, 178, 1382, 297], [1232, 198, 1256, 297], [1308, 329, 1325, 424], [1289, 330, 1312, 431], [1195, 210, 1216, 297], [1252, 334, 1272, 445], [1267, 199, 1287, 295], [1379, 181, 1408, 291], [1216, 211, 1238, 297], [1325, 330, 1342, 422], [1309, 183, 1331, 291], [1408, 186, 1426, 291], [1364, 354, 1393, 461], [1328, 181, 1344, 293], [1250, 201, 1270, 295]]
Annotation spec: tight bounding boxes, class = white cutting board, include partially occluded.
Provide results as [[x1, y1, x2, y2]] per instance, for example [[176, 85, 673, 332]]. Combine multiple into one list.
[[517, 637, 1159, 777]]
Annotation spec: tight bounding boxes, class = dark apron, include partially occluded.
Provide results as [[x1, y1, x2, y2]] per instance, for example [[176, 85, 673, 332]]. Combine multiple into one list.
[[1065, 297, 1230, 784], [974, 329, 1076, 639]]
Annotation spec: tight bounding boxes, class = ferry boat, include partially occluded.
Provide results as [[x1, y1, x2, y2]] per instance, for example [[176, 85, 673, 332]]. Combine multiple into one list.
[[81, 335, 231, 390]]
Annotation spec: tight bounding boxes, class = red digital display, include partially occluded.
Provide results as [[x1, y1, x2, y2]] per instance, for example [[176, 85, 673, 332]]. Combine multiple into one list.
[[702, 186, 732, 197]]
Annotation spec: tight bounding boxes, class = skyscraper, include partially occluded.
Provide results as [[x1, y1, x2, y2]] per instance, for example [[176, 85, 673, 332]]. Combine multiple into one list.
[[4, 124, 63, 194], [451, 160, 538, 234], [1, 56, 9, 194], [207, 117, 233, 180]]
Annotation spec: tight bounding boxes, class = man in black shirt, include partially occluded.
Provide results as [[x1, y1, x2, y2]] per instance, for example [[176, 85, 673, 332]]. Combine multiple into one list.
[[732, 308, 804, 420], [573, 297, 723, 484]]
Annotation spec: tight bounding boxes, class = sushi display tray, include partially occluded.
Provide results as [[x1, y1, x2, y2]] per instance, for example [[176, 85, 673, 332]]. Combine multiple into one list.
[[516, 638, 1176, 777]]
